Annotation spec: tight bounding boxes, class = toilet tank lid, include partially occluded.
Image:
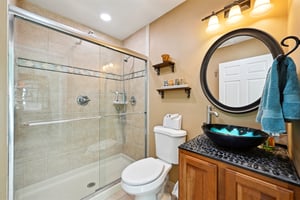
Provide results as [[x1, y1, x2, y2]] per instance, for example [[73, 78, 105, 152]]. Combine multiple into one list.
[[154, 126, 187, 137]]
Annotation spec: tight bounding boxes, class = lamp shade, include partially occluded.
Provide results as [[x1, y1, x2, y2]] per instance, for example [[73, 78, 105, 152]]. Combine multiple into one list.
[[251, 0, 272, 16], [207, 15, 220, 32], [227, 5, 243, 24]]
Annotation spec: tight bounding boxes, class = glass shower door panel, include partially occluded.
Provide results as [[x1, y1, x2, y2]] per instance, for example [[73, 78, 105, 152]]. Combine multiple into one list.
[[96, 48, 147, 190], [13, 18, 101, 200], [97, 48, 125, 189]]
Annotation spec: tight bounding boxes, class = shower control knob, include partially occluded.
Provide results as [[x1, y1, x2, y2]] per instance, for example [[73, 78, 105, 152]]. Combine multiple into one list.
[[77, 95, 91, 106]]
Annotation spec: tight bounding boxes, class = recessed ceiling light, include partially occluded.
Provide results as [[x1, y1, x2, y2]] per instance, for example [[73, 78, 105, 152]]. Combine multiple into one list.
[[100, 13, 111, 22]]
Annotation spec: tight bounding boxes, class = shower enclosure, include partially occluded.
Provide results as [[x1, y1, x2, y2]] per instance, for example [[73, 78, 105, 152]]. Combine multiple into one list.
[[8, 6, 147, 200]]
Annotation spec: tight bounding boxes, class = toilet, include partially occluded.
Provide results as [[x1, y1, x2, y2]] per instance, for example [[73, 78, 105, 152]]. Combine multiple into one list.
[[121, 126, 187, 200]]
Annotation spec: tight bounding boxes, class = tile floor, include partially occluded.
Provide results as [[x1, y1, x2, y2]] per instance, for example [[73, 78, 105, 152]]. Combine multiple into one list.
[[104, 188, 178, 200], [103, 189, 134, 200]]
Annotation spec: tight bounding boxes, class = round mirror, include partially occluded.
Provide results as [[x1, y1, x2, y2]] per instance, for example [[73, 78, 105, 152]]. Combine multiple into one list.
[[200, 28, 283, 114]]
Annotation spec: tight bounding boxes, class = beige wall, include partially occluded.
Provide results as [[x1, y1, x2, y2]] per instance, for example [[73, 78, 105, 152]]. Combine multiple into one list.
[[0, 0, 8, 199], [149, 0, 288, 181], [288, 0, 300, 174], [123, 26, 149, 57]]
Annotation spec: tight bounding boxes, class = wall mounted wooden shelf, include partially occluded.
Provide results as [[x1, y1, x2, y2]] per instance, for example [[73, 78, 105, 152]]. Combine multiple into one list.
[[152, 61, 175, 75], [157, 86, 191, 98]]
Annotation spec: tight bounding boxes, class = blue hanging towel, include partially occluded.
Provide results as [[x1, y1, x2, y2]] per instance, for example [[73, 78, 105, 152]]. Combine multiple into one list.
[[256, 58, 285, 135], [282, 57, 300, 120], [256, 56, 300, 135]]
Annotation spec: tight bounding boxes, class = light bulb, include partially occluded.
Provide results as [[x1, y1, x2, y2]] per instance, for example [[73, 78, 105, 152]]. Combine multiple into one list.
[[207, 15, 220, 32], [100, 13, 111, 22], [251, 0, 272, 16], [227, 5, 243, 24]]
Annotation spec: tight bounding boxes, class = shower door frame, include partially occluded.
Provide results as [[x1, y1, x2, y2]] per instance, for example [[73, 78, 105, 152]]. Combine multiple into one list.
[[8, 5, 148, 200]]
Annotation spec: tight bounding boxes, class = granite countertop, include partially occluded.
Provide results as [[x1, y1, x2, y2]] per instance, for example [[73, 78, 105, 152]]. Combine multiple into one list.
[[179, 134, 300, 186]]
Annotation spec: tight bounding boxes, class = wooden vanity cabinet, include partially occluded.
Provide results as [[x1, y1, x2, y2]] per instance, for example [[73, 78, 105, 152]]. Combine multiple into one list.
[[179, 151, 218, 200], [179, 149, 299, 200], [225, 169, 293, 200]]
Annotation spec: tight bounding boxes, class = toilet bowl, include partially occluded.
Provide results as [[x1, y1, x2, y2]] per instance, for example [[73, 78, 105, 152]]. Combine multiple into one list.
[[121, 126, 187, 200], [121, 158, 171, 200]]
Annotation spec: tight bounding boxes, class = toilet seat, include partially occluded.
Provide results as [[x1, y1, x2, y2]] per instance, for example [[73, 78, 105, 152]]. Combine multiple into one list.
[[121, 157, 165, 186]]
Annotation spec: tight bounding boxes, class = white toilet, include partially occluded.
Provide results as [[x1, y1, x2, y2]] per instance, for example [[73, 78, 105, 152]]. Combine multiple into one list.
[[121, 126, 187, 200]]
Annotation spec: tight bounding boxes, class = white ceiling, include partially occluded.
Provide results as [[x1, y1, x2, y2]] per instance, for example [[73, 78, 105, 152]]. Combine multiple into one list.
[[26, 0, 186, 40]]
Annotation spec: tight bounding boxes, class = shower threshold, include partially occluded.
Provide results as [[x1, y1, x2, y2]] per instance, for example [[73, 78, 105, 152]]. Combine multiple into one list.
[[82, 180, 123, 200]]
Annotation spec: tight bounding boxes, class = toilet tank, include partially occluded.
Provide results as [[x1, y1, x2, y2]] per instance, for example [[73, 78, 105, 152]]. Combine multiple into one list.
[[154, 126, 187, 164]]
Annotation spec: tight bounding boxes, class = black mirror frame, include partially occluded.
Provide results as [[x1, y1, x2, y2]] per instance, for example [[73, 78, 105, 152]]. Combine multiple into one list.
[[200, 28, 284, 114]]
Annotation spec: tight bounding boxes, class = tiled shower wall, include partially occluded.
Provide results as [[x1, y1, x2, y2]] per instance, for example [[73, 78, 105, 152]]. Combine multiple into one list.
[[14, 18, 146, 189]]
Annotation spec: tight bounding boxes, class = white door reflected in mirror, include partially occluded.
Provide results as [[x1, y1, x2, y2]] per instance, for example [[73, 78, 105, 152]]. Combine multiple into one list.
[[219, 53, 273, 107]]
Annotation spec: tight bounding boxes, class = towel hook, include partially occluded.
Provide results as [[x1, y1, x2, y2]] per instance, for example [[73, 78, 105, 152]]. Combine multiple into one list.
[[281, 36, 300, 57]]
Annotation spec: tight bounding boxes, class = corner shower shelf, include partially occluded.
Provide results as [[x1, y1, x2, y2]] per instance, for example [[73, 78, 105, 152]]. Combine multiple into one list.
[[152, 61, 175, 75], [113, 101, 128, 105], [156, 85, 191, 98], [113, 101, 128, 112]]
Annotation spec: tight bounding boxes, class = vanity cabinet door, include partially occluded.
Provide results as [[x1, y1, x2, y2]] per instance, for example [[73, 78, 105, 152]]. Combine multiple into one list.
[[224, 168, 294, 200], [179, 152, 217, 200]]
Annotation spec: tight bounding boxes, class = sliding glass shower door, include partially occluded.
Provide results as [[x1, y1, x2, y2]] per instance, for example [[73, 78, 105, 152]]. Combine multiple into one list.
[[10, 11, 147, 200]]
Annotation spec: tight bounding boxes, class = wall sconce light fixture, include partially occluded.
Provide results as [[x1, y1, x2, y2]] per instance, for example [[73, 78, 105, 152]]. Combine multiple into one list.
[[207, 13, 220, 32], [251, 0, 273, 16], [202, 0, 272, 31], [227, 4, 243, 24]]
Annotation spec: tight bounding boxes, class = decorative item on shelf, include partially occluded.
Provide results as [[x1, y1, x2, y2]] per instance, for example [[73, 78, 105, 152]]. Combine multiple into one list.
[[180, 78, 184, 85], [152, 60, 175, 75], [161, 54, 170, 62], [168, 79, 174, 86], [163, 80, 168, 86], [163, 78, 185, 87], [263, 136, 275, 151], [157, 78, 191, 99]]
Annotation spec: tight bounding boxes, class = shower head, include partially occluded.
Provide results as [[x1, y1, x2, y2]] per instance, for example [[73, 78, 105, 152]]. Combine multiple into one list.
[[88, 30, 95, 37]]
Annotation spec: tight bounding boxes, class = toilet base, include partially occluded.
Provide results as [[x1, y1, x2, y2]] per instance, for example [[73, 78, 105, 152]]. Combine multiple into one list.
[[132, 177, 171, 200]]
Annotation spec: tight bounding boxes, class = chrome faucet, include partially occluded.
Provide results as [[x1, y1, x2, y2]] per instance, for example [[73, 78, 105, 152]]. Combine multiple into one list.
[[207, 105, 219, 124]]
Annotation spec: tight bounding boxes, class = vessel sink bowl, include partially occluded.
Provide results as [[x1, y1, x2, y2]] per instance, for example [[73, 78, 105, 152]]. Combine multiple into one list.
[[202, 123, 269, 150]]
